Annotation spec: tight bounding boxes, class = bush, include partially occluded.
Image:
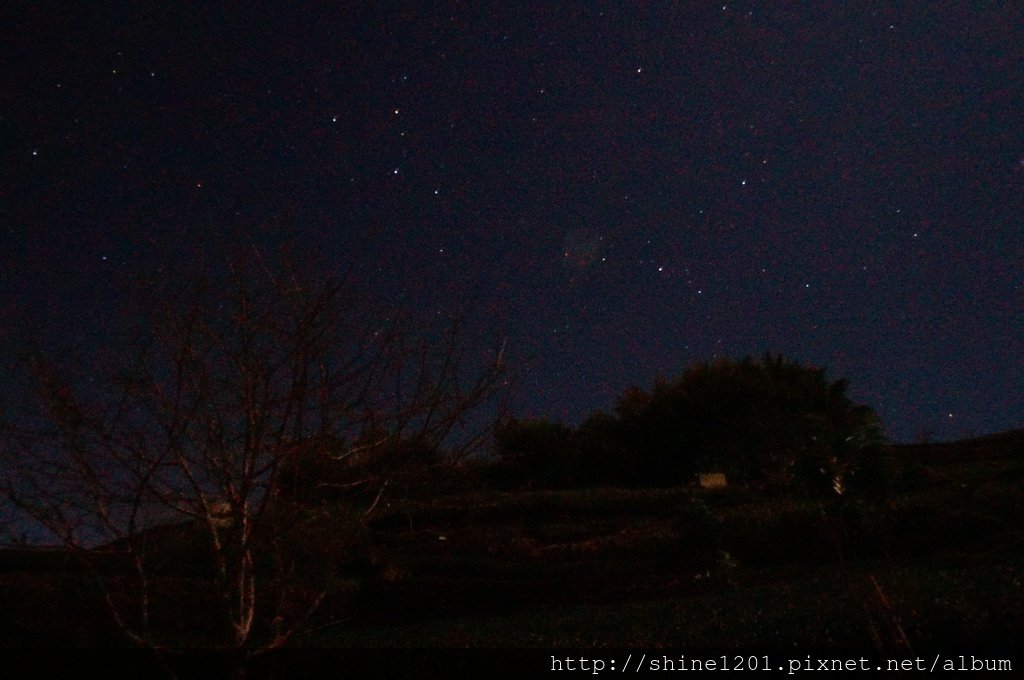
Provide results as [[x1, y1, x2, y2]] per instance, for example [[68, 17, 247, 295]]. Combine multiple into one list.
[[490, 353, 888, 496], [492, 417, 579, 488], [606, 352, 888, 494], [277, 433, 447, 505]]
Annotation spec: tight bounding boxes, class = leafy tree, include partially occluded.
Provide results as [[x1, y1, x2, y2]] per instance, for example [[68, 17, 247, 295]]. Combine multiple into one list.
[[608, 352, 887, 494], [0, 246, 508, 653]]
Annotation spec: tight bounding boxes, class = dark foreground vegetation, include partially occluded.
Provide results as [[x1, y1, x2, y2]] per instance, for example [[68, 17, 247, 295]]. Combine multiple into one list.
[[2, 428, 1022, 651], [0, 257, 1019, 660]]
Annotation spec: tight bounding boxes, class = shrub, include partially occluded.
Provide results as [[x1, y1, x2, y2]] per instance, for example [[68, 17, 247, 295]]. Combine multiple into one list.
[[607, 352, 888, 494], [492, 417, 578, 488]]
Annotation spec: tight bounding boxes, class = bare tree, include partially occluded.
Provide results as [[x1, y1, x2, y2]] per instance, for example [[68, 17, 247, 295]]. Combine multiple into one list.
[[0, 246, 508, 651]]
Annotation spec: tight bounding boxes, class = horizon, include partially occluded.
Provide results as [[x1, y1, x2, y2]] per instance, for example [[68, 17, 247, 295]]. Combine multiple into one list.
[[4, 424, 1022, 549]]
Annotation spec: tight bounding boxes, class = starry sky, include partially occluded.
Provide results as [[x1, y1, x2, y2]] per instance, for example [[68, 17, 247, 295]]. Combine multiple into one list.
[[2, 3, 1022, 444]]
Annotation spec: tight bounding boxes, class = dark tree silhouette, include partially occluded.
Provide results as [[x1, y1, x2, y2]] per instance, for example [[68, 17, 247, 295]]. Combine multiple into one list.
[[492, 417, 576, 487], [0, 246, 508, 651], [606, 352, 888, 493]]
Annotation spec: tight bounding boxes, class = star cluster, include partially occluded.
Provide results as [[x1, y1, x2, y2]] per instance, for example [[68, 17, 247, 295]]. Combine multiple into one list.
[[2, 3, 1022, 441]]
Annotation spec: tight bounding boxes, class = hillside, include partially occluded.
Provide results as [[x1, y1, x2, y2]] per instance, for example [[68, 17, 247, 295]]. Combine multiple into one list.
[[892, 428, 1024, 463], [1, 430, 1022, 649]]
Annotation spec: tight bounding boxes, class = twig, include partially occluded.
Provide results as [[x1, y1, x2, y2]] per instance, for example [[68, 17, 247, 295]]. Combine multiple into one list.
[[364, 479, 390, 518]]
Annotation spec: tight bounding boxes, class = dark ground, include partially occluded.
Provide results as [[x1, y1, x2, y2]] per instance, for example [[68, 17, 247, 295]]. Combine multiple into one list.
[[2, 430, 1022, 652]]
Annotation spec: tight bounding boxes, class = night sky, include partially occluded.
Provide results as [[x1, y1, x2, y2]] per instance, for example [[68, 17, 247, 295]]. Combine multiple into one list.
[[3, 3, 1022, 444]]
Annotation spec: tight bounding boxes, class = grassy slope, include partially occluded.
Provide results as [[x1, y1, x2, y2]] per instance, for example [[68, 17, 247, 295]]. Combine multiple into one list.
[[2, 430, 1022, 648], [305, 432, 1024, 647]]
